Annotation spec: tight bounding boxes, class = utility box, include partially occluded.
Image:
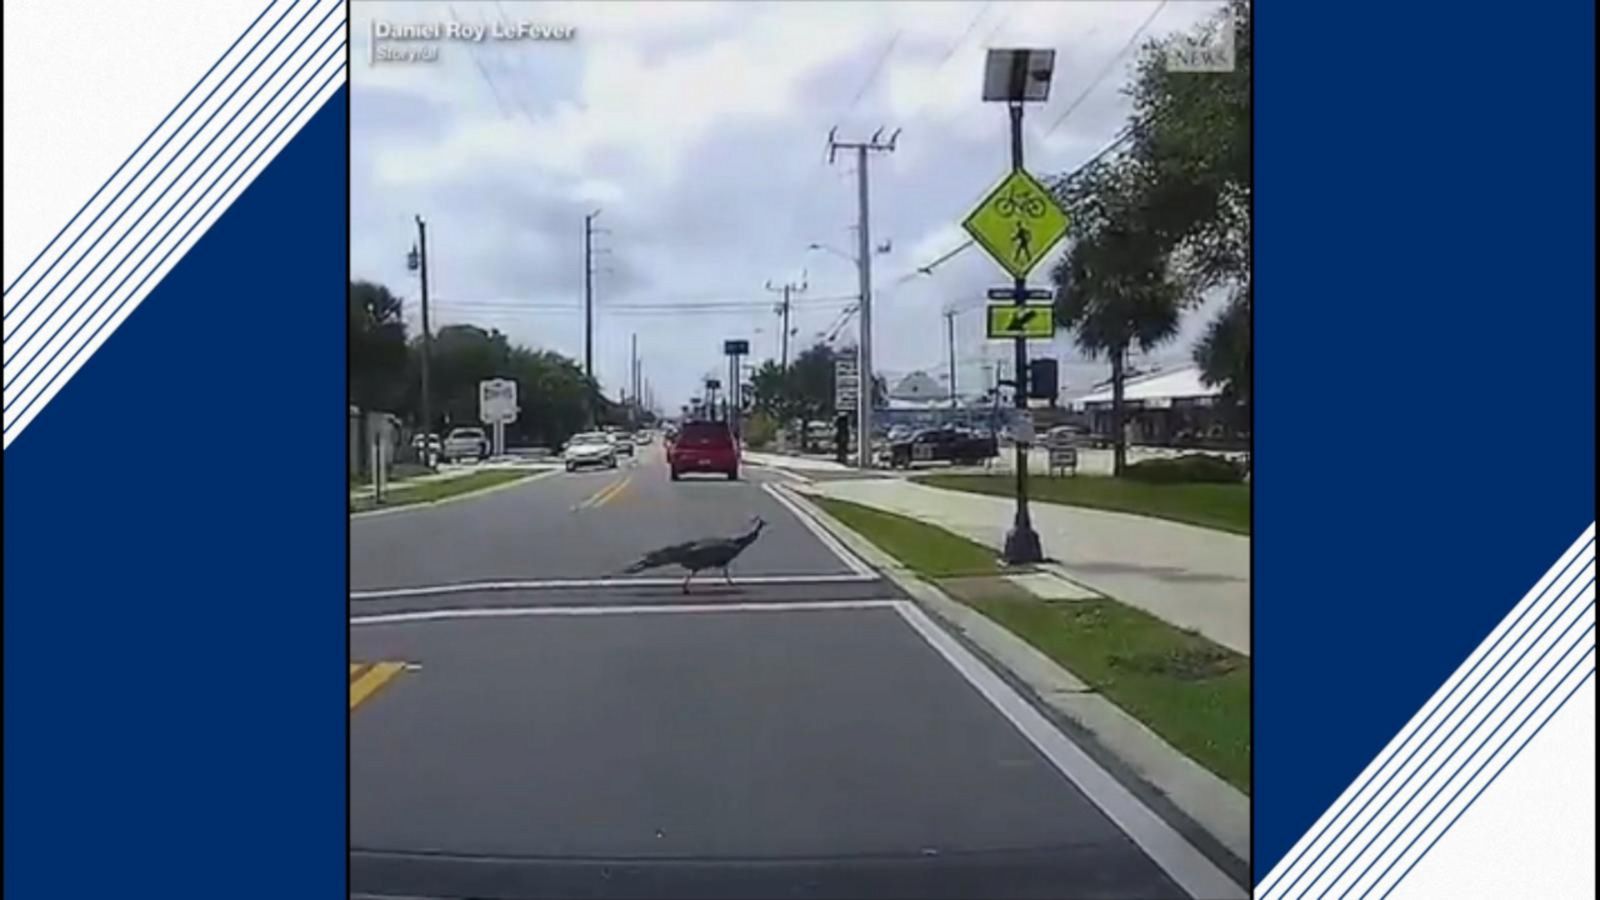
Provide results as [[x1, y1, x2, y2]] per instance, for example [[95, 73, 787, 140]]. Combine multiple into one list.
[[1028, 358, 1059, 402]]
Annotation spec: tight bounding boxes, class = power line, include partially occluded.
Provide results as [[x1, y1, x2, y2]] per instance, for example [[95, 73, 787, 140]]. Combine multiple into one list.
[[1044, 0, 1168, 138], [877, 4, 1167, 288], [892, 119, 1145, 284], [448, 3, 515, 119]]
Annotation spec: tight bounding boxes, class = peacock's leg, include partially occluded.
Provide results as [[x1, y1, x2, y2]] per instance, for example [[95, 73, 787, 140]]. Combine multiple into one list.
[[681, 569, 693, 594], [722, 567, 733, 585]]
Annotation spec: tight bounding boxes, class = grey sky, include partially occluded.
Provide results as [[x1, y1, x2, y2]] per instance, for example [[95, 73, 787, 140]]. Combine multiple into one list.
[[350, 0, 1227, 412]]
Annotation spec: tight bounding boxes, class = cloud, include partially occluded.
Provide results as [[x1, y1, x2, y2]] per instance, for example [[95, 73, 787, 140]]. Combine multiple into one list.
[[351, 0, 1229, 411]]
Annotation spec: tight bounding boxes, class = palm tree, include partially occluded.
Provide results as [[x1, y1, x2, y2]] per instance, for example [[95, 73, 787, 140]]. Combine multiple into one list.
[[1052, 160, 1191, 475]]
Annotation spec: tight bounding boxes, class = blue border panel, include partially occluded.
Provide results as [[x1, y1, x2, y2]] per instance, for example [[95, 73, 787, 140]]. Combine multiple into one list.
[[1255, 4, 1595, 882], [4, 90, 347, 897]]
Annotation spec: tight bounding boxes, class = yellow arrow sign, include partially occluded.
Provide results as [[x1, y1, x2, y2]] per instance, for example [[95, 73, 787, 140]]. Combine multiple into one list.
[[987, 303, 1056, 339], [962, 168, 1070, 279]]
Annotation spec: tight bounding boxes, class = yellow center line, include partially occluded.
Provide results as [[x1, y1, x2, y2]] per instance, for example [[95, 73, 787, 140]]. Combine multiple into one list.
[[349, 662, 406, 710], [594, 475, 633, 508], [577, 474, 632, 510]]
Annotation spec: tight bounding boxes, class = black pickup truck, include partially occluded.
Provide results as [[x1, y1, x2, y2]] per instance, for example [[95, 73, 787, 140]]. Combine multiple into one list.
[[887, 426, 999, 468]]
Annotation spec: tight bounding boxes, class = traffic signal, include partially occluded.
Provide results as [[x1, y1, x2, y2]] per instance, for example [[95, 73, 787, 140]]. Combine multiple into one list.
[[1028, 358, 1058, 402]]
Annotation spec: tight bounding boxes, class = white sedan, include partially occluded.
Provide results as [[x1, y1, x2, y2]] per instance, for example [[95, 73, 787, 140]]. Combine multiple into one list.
[[563, 432, 618, 471]]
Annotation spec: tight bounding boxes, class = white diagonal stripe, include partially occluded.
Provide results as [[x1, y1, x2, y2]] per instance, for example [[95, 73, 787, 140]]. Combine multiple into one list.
[[1259, 523, 1597, 899], [3, 1, 348, 449]]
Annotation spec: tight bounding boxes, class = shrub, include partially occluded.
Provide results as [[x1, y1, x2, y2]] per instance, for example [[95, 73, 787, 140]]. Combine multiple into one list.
[[1123, 453, 1245, 484], [744, 412, 778, 449]]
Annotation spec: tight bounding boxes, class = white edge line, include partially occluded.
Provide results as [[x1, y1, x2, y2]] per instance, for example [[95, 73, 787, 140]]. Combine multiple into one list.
[[889, 598, 1247, 900], [763, 481, 876, 577], [352, 598, 899, 625], [350, 573, 878, 600]]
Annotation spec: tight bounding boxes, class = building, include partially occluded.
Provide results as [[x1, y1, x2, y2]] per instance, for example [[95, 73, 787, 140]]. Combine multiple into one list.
[[888, 371, 945, 402], [1070, 366, 1243, 448]]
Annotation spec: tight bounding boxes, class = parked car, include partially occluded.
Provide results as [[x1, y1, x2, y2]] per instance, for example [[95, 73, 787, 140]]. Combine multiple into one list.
[[441, 427, 489, 462], [563, 432, 618, 471], [669, 420, 740, 481], [888, 426, 998, 469]]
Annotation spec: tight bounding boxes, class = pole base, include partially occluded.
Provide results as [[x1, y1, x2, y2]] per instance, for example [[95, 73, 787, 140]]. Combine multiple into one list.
[[1003, 523, 1045, 565]]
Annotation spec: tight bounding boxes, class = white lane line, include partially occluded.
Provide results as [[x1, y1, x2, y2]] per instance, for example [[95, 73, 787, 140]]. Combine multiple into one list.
[[889, 599, 1246, 900], [762, 482, 876, 578], [350, 573, 878, 600], [352, 599, 899, 625]]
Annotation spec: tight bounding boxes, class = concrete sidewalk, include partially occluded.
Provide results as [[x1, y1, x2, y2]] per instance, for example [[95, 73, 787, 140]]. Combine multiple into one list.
[[793, 478, 1250, 656], [742, 451, 857, 474]]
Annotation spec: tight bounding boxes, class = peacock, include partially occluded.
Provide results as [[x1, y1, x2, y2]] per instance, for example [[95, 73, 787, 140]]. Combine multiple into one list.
[[621, 517, 767, 593]]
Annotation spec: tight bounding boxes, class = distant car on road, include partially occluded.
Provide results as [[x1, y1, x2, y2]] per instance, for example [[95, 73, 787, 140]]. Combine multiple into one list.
[[888, 426, 998, 469], [634, 430, 653, 446], [614, 433, 635, 457], [669, 420, 740, 481], [441, 427, 489, 463], [563, 432, 619, 471]]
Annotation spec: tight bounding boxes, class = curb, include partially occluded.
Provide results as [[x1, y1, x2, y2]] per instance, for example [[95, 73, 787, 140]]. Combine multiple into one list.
[[775, 481, 1251, 869], [350, 469, 558, 519]]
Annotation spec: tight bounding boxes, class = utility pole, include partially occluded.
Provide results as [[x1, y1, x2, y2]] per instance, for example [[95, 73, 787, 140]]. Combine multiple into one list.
[[944, 308, 958, 409], [583, 211, 600, 382], [408, 215, 435, 463], [765, 277, 807, 370], [630, 333, 638, 425], [828, 127, 899, 468]]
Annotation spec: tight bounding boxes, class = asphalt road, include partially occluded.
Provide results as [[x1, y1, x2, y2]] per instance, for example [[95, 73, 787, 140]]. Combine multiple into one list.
[[350, 445, 1236, 899], [352, 445, 857, 593]]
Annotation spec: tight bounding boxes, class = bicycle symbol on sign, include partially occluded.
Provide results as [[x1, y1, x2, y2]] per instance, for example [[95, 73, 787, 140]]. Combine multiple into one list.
[[994, 183, 1047, 220]]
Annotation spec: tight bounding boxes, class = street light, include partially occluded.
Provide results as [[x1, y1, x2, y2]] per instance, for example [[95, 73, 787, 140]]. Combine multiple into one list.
[[807, 242, 856, 266]]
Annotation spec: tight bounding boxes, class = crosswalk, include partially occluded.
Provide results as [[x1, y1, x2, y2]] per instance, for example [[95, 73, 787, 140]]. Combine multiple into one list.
[[350, 661, 408, 710]]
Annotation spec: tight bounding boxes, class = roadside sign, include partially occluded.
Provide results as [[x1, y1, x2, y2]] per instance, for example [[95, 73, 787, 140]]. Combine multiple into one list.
[[987, 286, 1054, 301], [962, 168, 1070, 279], [478, 378, 518, 424], [986, 303, 1056, 339], [835, 355, 860, 407], [1013, 411, 1036, 444], [723, 339, 749, 356], [1047, 425, 1080, 475]]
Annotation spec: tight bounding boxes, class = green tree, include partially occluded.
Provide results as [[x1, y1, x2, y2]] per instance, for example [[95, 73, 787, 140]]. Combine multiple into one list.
[[1193, 290, 1250, 417], [1053, 159, 1192, 475], [788, 343, 839, 451], [750, 359, 793, 419], [348, 280, 410, 413], [1123, 0, 1251, 398]]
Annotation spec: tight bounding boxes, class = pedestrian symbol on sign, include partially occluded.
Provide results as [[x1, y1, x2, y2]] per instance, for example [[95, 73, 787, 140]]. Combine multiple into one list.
[[1012, 221, 1032, 264]]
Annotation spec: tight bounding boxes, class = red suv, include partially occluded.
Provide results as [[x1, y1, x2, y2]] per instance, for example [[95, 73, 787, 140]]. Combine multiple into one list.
[[669, 420, 740, 481]]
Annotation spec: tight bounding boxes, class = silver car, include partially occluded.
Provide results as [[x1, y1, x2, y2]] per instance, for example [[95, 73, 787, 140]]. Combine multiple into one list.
[[441, 427, 488, 462], [563, 432, 618, 471]]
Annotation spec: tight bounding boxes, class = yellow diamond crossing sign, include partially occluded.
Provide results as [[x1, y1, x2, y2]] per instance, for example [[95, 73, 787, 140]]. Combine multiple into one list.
[[987, 303, 1056, 339], [962, 168, 1070, 279]]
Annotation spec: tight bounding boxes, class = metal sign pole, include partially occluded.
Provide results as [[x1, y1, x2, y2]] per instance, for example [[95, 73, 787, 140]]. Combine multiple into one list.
[[1002, 102, 1044, 564]]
